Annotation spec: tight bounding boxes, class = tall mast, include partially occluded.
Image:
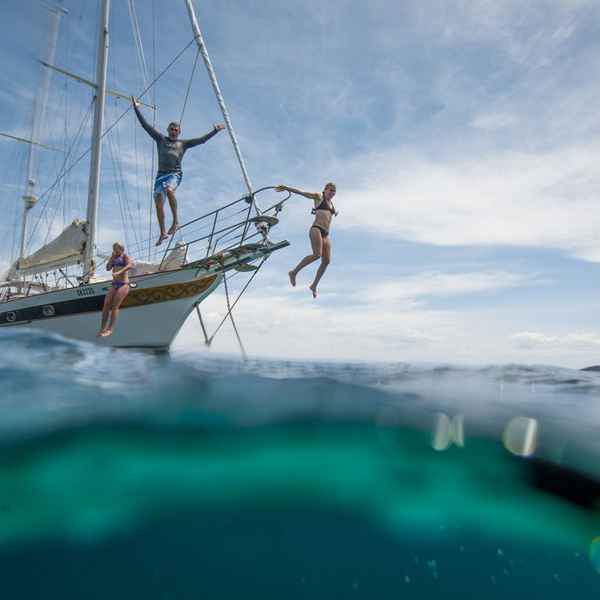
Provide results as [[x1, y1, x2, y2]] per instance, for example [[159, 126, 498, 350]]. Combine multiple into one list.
[[18, 4, 67, 264], [183, 0, 254, 199], [84, 0, 111, 277]]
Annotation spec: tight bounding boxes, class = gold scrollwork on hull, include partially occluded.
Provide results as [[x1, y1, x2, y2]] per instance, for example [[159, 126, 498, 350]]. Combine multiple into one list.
[[122, 275, 218, 309]]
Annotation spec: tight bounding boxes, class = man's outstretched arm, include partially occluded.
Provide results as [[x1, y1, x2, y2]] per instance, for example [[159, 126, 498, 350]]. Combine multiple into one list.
[[184, 123, 225, 149], [132, 97, 162, 142]]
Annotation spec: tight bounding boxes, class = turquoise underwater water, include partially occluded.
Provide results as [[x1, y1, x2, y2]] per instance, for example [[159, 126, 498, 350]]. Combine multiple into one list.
[[0, 330, 599, 598]]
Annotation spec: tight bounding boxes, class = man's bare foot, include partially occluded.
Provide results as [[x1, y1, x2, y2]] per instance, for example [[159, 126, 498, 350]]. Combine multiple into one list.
[[96, 329, 106, 337], [155, 233, 168, 246], [167, 223, 178, 235], [99, 329, 113, 337], [288, 271, 296, 287], [309, 284, 317, 299]]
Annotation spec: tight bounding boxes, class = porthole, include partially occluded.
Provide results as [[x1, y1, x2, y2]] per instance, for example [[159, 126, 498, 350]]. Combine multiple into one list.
[[42, 305, 55, 317], [6, 312, 16, 323]]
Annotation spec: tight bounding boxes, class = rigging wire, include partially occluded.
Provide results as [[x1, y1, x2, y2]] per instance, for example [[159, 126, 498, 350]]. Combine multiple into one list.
[[222, 270, 247, 360], [128, 0, 155, 259], [26, 97, 94, 248], [8, 145, 26, 264], [149, 0, 158, 262], [28, 37, 198, 249], [179, 48, 201, 128], [127, 0, 149, 87], [106, 129, 132, 249], [203, 256, 267, 346]]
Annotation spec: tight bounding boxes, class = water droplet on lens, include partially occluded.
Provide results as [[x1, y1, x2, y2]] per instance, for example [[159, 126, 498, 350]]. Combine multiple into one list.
[[589, 537, 600, 573], [502, 416, 538, 457]]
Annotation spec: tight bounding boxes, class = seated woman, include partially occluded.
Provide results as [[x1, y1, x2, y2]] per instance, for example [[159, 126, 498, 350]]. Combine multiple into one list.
[[276, 182, 337, 298], [98, 242, 133, 338]]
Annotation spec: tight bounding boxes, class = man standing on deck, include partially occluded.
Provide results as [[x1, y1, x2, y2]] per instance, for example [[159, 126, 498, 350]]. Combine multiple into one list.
[[132, 97, 225, 246]]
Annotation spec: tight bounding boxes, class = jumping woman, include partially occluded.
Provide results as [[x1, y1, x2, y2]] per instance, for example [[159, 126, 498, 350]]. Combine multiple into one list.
[[276, 182, 337, 298], [98, 242, 133, 338]]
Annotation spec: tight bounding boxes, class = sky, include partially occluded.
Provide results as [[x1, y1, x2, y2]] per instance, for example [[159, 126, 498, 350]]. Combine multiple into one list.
[[2, 0, 600, 367]]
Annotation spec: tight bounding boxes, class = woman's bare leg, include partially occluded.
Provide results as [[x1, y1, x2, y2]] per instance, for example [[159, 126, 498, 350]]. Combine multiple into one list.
[[289, 227, 322, 286], [104, 285, 130, 336], [155, 193, 168, 245], [309, 236, 331, 298], [166, 188, 178, 235], [98, 287, 116, 335]]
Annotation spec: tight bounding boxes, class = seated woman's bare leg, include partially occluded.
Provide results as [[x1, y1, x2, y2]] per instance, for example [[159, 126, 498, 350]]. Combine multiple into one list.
[[103, 284, 130, 336], [98, 288, 116, 336]]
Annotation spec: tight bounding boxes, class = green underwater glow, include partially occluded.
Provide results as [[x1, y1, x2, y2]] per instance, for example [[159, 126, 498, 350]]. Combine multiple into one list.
[[0, 420, 597, 553]]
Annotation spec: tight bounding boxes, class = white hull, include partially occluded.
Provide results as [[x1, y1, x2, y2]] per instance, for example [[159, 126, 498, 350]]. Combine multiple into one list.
[[1, 241, 288, 350], [0, 264, 222, 350]]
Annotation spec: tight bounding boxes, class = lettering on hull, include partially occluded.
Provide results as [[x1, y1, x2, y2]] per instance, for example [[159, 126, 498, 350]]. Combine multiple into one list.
[[0, 275, 218, 325]]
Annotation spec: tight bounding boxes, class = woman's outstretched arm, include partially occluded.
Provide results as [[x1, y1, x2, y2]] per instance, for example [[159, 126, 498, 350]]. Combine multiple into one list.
[[276, 185, 320, 201]]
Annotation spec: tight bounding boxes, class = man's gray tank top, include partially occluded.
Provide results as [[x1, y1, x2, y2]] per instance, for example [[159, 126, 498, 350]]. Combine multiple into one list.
[[133, 104, 218, 176]]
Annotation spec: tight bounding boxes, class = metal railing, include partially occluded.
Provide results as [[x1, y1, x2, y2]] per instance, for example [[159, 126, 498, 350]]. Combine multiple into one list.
[[0, 187, 292, 303], [154, 186, 291, 271]]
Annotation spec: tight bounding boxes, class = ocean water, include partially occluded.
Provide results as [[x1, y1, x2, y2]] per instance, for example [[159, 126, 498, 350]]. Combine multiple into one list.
[[0, 329, 599, 598]]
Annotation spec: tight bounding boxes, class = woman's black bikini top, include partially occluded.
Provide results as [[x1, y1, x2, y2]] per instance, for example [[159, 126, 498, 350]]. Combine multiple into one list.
[[312, 196, 336, 215]]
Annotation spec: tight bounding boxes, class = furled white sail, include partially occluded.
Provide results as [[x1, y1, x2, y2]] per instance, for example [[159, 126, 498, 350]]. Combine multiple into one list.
[[9, 219, 87, 278]]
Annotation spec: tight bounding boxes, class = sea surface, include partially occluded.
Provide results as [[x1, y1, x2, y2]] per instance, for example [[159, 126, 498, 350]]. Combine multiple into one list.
[[1, 329, 600, 598]]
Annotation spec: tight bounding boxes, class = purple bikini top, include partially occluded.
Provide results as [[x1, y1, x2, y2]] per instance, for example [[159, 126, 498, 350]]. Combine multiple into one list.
[[111, 255, 126, 269]]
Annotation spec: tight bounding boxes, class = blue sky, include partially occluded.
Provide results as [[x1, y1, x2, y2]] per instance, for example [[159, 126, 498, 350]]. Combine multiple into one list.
[[3, 0, 600, 367]]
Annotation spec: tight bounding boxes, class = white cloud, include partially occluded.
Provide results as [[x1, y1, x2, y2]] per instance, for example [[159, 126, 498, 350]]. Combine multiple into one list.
[[333, 141, 600, 261], [5, 0, 600, 371], [173, 267, 541, 363], [512, 331, 600, 351], [364, 270, 540, 304], [471, 113, 517, 131], [174, 287, 455, 362]]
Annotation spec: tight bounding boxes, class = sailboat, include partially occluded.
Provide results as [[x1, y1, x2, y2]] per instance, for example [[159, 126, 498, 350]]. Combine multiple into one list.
[[0, 0, 289, 350]]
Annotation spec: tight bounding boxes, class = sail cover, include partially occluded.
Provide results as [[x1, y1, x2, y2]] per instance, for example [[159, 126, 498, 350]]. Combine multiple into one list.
[[9, 219, 87, 277], [131, 242, 187, 275]]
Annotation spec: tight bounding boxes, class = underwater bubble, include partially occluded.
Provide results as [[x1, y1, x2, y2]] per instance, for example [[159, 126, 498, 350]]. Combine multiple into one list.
[[502, 416, 538, 457], [589, 537, 600, 573]]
